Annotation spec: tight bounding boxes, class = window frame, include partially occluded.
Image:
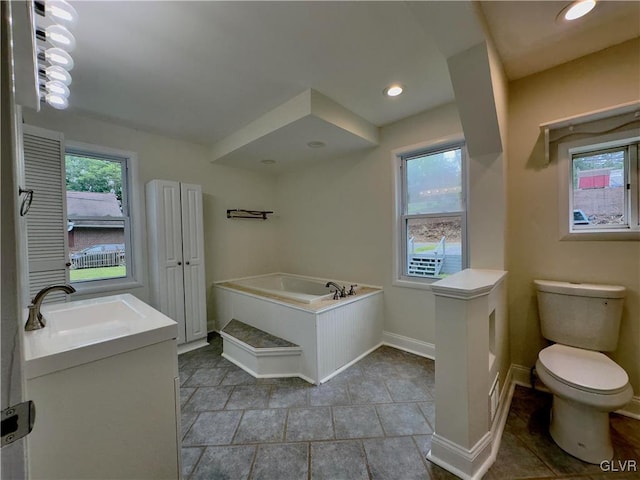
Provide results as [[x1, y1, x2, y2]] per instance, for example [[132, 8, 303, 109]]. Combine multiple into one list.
[[558, 128, 640, 241], [392, 136, 468, 289], [65, 141, 143, 294]]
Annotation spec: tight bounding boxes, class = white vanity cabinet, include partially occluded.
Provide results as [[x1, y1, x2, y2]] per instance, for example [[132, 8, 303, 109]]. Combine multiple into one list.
[[146, 180, 208, 349]]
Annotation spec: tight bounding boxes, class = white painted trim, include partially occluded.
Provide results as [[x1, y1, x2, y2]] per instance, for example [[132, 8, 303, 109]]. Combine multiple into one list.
[[219, 332, 302, 357], [617, 396, 640, 420], [221, 352, 315, 385], [426, 365, 517, 480], [427, 431, 492, 480], [177, 339, 209, 355], [382, 331, 435, 360]]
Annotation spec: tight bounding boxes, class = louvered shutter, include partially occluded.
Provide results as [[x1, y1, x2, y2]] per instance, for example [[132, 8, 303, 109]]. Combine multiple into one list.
[[22, 125, 69, 303]]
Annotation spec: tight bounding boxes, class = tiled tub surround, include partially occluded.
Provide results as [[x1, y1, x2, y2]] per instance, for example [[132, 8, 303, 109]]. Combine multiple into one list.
[[180, 335, 640, 480], [214, 274, 383, 384]]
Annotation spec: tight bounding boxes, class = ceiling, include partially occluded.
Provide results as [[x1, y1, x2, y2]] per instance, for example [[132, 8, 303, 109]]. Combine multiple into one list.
[[58, 1, 639, 163], [480, 1, 640, 80]]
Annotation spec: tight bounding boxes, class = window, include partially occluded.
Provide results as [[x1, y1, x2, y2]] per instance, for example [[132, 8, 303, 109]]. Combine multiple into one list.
[[21, 126, 141, 300], [64, 142, 141, 292], [569, 142, 639, 233], [550, 105, 640, 241], [395, 141, 467, 285]]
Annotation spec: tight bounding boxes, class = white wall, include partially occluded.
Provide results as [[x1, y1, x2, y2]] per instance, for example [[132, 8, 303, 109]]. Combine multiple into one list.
[[21, 108, 279, 329], [507, 38, 640, 393], [276, 102, 506, 346]]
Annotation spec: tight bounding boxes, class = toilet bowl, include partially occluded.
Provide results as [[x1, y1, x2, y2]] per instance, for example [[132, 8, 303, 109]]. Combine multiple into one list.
[[534, 280, 633, 464], [536, 344, 633, 464]]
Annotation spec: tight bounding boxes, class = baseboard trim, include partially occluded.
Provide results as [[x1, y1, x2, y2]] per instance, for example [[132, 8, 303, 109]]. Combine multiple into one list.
[[617, 396, 640, 420], [177, 339, 209, 355], [382, 331, 435, 360], [221, 352, 315, 385], [427, 431, 492, 480]]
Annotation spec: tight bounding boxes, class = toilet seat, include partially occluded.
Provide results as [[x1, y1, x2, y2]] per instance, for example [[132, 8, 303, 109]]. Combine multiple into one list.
[[538, 344, 629, 394]]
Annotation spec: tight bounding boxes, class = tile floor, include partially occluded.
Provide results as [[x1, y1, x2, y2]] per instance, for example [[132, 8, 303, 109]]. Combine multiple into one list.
[[179, 334, 639, 479]]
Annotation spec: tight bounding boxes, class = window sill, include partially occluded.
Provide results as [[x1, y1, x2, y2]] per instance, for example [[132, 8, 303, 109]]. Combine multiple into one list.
[[70, 279, 143, 297], [561, 230, 640, 241], [392, 277, 437, 291]]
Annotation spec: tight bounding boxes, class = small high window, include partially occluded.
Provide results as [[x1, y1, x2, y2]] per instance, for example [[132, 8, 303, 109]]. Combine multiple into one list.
[[395, 141, 467, 284], [569, 142, 639, 233]]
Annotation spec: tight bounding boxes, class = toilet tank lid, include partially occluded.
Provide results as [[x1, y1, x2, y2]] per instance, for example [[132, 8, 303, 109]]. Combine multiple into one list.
[[534, 280, 625, 299]]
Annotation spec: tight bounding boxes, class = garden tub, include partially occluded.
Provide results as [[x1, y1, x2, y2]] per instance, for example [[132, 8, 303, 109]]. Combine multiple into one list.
[[214, 273, 383, 384]]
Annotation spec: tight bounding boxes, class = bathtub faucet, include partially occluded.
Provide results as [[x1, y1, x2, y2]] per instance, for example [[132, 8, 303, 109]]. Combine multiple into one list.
[[325, 281, 346, 298]]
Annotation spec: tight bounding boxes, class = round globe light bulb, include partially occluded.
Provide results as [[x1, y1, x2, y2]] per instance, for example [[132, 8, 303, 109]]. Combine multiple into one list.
[[46, 0, 79, 28], [45, 47, 74, 70], [46, 80, 70, 98], [45, 92, 69, 110], [45, 65, 72, 86], [45, 24, 76, 52]]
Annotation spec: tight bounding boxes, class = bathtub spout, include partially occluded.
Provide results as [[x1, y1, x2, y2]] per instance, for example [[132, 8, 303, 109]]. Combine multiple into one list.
[[326, 281, 346, 298]]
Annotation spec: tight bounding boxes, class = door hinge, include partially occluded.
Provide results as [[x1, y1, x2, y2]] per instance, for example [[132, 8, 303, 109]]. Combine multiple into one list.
[[1, 401, 36, 447]]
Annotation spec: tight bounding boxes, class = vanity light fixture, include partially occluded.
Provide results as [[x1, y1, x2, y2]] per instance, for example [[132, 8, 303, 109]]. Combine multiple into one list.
[[559, 0, 597, 21], [307, 141, 326, 149], [383, 84, 404, 97], [33, 0, 79, 110]]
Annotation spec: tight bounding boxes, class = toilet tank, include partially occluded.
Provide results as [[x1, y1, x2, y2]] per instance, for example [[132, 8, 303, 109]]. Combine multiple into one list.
[[534, 280, 625, 352]]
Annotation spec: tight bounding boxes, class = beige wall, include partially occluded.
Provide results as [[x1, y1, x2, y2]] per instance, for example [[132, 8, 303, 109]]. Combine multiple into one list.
[[507, 38, 640, 393], [276, 101, 507, 346], [22, 108, 279, 328]]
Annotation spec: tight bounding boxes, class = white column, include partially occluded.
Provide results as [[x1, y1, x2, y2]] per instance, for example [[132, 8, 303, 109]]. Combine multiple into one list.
[[427, 268, 507, 480]]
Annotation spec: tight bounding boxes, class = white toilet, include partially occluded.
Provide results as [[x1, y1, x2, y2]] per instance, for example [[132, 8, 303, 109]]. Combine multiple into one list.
[[534, 280, 633, 464]]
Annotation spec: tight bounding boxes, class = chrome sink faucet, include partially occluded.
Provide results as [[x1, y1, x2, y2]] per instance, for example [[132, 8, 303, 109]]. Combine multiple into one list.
[[25, 284, 76, 331]]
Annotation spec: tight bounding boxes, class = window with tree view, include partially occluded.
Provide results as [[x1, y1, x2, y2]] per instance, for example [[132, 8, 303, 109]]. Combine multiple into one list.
[[400, 143, 466, 280], [66, 152, 130, 283], [571, 141, 639, 232]]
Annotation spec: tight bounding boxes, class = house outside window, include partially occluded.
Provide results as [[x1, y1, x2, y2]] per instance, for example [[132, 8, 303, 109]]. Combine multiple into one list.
[[394, 139, 467, 286], [569, 142, 639, 234], [65, 143, 139, 290]]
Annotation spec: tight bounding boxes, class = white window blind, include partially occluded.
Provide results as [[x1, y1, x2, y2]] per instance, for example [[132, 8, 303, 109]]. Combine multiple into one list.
[[22, 125, 69, 303]]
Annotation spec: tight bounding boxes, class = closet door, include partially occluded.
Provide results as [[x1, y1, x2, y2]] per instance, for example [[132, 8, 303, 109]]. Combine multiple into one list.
[[180, 183, 207, 342], [147, 180, 186, 344]]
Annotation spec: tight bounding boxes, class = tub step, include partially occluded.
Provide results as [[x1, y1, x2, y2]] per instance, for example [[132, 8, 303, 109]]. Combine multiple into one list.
[[220, 319, 304, 381]]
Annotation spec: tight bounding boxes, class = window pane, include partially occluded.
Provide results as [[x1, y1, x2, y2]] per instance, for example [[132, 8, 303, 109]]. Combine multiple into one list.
[[66, 154, 127, 283], [572, 150, 625, 227], [406, 148, 462, 214], [406, 216, 462, 278], [68, 220, 126, 282]]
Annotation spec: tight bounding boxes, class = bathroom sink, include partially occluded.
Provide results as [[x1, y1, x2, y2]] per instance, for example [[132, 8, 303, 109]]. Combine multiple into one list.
[[23, 294, 177, 379]]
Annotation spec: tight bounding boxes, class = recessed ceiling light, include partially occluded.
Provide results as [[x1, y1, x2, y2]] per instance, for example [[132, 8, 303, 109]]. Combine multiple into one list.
[[307, 141, 326, 149], [560, 0, 597, 21], [260, 159, 276, 165], [383, 84, 404, 97]]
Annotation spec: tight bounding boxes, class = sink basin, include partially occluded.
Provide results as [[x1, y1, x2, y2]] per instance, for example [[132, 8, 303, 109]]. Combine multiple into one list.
[[24, 294, 177, 379]]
